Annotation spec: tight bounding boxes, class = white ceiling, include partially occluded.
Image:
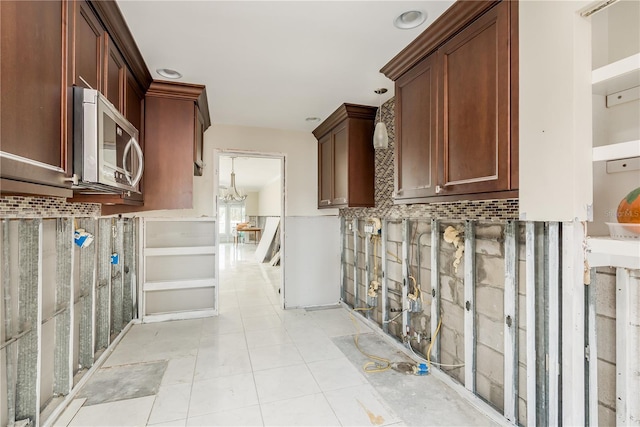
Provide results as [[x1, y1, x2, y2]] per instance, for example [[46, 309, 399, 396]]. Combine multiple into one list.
[[116, 0, 455, 133], [219, 155, 281, 191]]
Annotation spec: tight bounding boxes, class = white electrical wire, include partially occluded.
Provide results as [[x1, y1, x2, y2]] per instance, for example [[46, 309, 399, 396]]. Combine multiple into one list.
[[405, 343, 466, 368]]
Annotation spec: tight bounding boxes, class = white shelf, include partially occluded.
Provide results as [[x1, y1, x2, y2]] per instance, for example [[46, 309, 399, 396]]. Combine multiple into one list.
[[593, 140, 640, 162], [587, 236, 640, 269], [143, 278, 216, 292], [592, 53, 640, 95], [144, 246, 216, 256]]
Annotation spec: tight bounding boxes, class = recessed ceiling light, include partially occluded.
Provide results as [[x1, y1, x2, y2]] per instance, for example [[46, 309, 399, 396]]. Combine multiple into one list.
[[156, 68, 183, 79], [394, 10, 427, 29], [305, 117, 321, 122]]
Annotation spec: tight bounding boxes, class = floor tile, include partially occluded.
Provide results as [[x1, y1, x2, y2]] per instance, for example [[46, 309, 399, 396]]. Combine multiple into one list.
[[242, 313, 283, 332], [162, 356, 196, 386], [148, 383, 191, 425], [52, 398, 86, 427], [307, 357, 368, 391], [199, 331, 247, 351], [245, 327, 292, 348], [188, 373, 258, 417], [260, 393, 340, 426], [248, 343, 304, 371], [295, 336, 345, 363], [67, 396, 155, 426], [324, 384, 402, 426], [254, 364, 320, 404], [148, 419, 186, 427], [240, 303, 277, 319], [186, 405, 263, 426], [194, 347, 252, 380]]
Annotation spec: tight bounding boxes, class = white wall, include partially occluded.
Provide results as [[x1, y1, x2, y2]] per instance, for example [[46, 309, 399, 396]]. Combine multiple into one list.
[[258, 178, 281, 216], [245, 191, 259, 216], [135, 123, 338, 218]]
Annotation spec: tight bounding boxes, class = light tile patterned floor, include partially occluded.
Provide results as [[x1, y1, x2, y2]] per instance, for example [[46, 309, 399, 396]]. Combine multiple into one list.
[[54, 243, 498, 427]]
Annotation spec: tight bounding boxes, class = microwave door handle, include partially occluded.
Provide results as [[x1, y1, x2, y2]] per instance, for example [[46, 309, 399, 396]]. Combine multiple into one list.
[[122, 137, 144, 188]]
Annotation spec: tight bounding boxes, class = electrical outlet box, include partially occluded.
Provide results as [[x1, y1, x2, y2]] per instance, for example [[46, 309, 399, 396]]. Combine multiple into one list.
[[364, 218, 381, 234]]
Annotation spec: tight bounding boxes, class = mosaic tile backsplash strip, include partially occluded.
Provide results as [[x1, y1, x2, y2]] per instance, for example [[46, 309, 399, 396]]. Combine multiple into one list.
[[0, 196, 100, 218], [340, 97, 519, 221]]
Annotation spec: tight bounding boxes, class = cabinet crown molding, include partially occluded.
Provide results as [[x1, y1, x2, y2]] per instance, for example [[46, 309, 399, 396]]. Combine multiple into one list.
[[147, 81, 212, 129], [381, 0, 499, 81], [312, 103, 377, 139], [89, 0, 153, 90]]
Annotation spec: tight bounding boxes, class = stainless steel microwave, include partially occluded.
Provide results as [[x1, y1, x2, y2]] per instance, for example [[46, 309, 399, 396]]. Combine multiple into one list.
[[73, 87, 143, 194]]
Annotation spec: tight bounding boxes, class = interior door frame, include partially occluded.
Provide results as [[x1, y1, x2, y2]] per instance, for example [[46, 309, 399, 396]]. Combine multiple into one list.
[[214, 149, 286, 309]]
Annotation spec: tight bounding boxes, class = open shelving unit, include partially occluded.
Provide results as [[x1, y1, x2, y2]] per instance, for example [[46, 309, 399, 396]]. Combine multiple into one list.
[[587, 3, 640, 270], [140, 217, 218, 322]]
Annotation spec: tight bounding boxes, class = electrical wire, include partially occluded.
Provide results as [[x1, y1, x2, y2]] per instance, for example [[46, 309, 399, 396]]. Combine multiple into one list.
[[406, 340, 466, 369], [349, 308, 392, 373]]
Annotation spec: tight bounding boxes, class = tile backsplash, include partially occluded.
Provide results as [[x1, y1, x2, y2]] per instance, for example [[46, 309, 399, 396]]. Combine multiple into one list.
[[0, 196, 100, 218]]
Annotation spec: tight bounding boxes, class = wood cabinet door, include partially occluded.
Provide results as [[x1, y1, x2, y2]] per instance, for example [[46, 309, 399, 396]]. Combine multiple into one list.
[[194, 106, 205, 176], [0, 0, 72, 193], [438, 1, 510, 196], [332, 122, 349, 206], [318, 133, 333, 207], [72, 0, 103, 90], [104, 35, 125, 111], [395, 54, 438, 202]]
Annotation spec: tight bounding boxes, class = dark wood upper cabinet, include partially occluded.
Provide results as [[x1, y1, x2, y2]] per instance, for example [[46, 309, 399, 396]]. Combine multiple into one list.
[[102, 81, 211, 215], [395, 54, 439, 202], [73, 0, 104, 91], [1, 0, 152, 200], [105, 35, 125, 111], [383, 0, 518, 203], [313, 104, 377, 209], [438, 1, 510, 196], [194, 106, 205, 176], [0, 0, 72, 197]]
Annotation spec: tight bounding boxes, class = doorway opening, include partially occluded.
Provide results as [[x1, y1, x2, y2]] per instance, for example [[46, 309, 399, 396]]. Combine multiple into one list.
[[215, 151, 285, 308]]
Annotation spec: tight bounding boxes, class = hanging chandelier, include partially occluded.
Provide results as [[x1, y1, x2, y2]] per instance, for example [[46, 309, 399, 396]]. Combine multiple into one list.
[[220, 157, 247, 202]]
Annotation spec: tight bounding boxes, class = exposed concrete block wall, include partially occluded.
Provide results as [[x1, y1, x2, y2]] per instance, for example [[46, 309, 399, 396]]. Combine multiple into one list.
[[595, 267, 617, 426], [341, 218, 530, 418]]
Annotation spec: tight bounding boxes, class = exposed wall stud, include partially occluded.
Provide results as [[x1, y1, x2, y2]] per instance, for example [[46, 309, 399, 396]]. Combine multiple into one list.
[[381, 220, 389, 334], [503, 220, 518, 422], [463, 220, 476, 393], [340, 217, 346, 303], [15, 219, 43, 425], [430, 219, 440, 362], [95, 218, 112, 351], [78, 218, 96, 368], [2, 219, 16, 425], [561, 221, 586, 426], [364, 228, 371, 319], [122, 219, 134, 323], [54, 218, 74, 396], [353, 218, 359, 307], [587, 268, 599, 426], [616, 267, 633, 425], [111, 218, 124, 335], [525, 222, 537, 427], [401, 219, 410, 338], [548, 222, 561, 426]]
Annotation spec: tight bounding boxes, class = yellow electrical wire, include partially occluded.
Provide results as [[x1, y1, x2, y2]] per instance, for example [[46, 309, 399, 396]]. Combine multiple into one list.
[[427, 317, 442, 371], [350, 308, 392, 373]]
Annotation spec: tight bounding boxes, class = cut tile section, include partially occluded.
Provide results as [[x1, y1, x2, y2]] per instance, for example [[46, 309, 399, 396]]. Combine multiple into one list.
[[324, 384, 402, 426], [67, 396, 155, 426], [148, 383, 192, 425]]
